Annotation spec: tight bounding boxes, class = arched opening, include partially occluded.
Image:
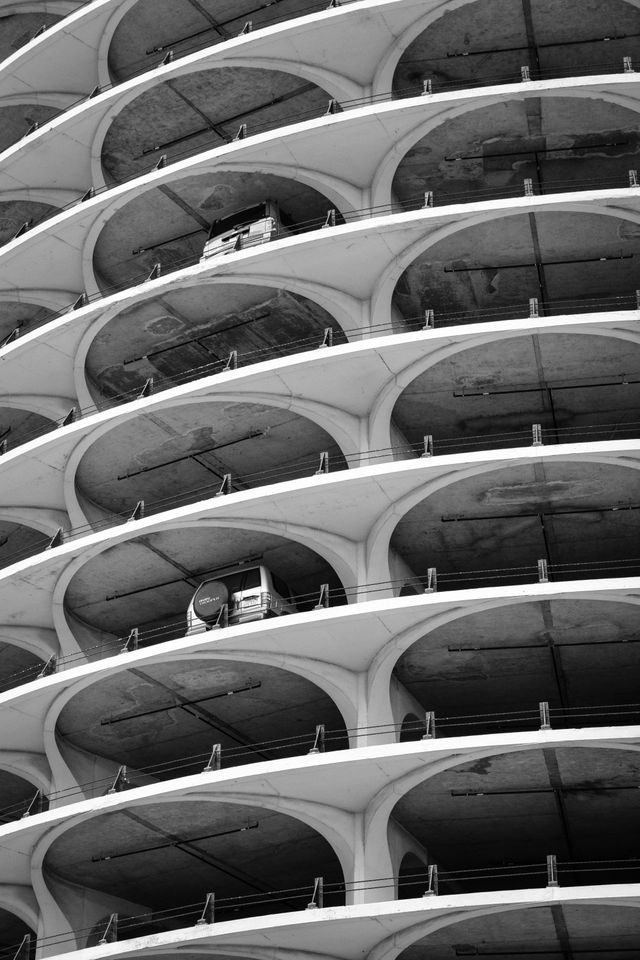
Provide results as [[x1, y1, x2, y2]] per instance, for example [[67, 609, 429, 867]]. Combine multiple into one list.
[[392, 96, 640, 207], [92, 170, 342, 294], [392, 0, 640, 96], [107, 1, 325, 83], [0, 768, 41, 824], [0, 519, 51, 573], [392, 598, 640, 735], [100, 66, 333, 184], [65, 525, 345, 650], [56, 656, 349, 791], [398, 852, 427, 899], [391, 746, 640, 893], [399, 714, 422, 743], [391, 331, 640, 453], [84, 283, 344, 404], [0, 907, 34, 960], [75, 399, 348, 516], [390, 458, 640, 590], [44, 799, 345, 937], [392, 210, 640, 328], [396, 903, 640, 959]]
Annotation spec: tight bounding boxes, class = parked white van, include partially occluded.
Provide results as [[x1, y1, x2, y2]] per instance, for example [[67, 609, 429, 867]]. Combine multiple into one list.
[[200, 201, 287, 261], [186, 564, 297, 632]]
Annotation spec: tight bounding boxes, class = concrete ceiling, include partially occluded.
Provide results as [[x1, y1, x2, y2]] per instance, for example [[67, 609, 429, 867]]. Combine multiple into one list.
[[65, 526, 342, 637], [393, 97, 640, 206], [100, 67, 330, 184], [397, 903, 640, 960], [0, 521, 48, 573], [0, 769, 37, 825], [0, 103, 60, 155], [392, 332, 640, 447], [76, 400, 345, 514], [85, 283, 340, 400], [107, 0, 322, 82], [0, 199, 57, 250], [392, 211, 640, 322], [0, 301, 57, 343], [93, 171, 336, 291], [393, 0, 640, 94], [392, 746, 640, 873], [57, 657, 347, 781], [44, 799, 343, 917], [393, 597, 640, 721], [390, 460, 640, 578], [0, 408, 55, 454], [0, 643, 43, 693]]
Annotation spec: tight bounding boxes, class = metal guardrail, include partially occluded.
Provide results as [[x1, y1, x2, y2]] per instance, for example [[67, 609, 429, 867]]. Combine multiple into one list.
[[1, 856, 639, 958], [0, 700, 638, 825]]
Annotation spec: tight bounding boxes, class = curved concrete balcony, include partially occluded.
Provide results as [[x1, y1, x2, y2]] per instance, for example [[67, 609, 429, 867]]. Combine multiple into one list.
[[19, 891, 640, 960], [0, 442, 637, 686], [1, 190, 640, 425], [0, 729, 639, 943]]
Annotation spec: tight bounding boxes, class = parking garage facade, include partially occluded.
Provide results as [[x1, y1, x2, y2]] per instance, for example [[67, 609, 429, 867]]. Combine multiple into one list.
[[0, 1, 639, 959]]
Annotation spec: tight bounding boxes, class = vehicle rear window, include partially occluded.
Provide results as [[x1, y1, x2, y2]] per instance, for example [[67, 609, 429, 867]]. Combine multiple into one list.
[[220, 568, 261, 593]]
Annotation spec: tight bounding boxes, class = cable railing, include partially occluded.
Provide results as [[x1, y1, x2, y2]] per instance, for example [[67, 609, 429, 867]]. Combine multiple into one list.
[[2, 557, 640, 698], [1, 698, 638, 826], [2, 856, 640, 959], [0, 414, 639, 573], [1, 284, 639, 462]]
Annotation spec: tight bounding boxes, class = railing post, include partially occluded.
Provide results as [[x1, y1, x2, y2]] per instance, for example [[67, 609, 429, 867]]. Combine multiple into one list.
[[120, 627, 139, 654], [421, 435, 434, 457], [421, 79, 433, 95], [523, 178, 534, 196], [424, 567, 437, 593], [532, 423, 543, 446], [306, 877, 324, 909], [529, 297, 539, 318], [224, 350, 238, 371], [308, 724, 325, 754], [161, 50, 174, 65], [12, 935, 31, 960], [215, 474, 232, 497], [128, 500, 145, 522], [629, 169, 639, 188], [624, 55, 634, 72], [233, 124, 247, 141], [212, 604, 229, 629], [636, 289, 640, 310], [62, 407, 77, 426], [139, 377, 154, 398], [37, 656, 56, 679], [107, 766, 129, 794], [315, 452, 329, 475], [325, 99, 342, 115], [423, 864, 438, 896], [47, 527, 64, 549], [146, 263, 161, 282], [239, 20, 253, 34], [0, 327, 20, 347], [203, 744, 222, 772], [423, 190, 434, 208], [422, 711, 436, 740], [423, 308, 435, 329], [521, 65, 531, 80], [539, 700, 551, 730], [22, 790, 47, 819], [196, 892, 215, 925], [319, 327, 334, 348], [322, 209, 337, 228], [546, 854, 559, 887], [537, 558, 549, 583], [98, 914, 118, 945], [314, 583, 330, 609]]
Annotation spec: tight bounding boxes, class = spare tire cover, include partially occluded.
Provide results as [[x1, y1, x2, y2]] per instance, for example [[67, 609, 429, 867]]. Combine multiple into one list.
[[193, 579, 230, 622]]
